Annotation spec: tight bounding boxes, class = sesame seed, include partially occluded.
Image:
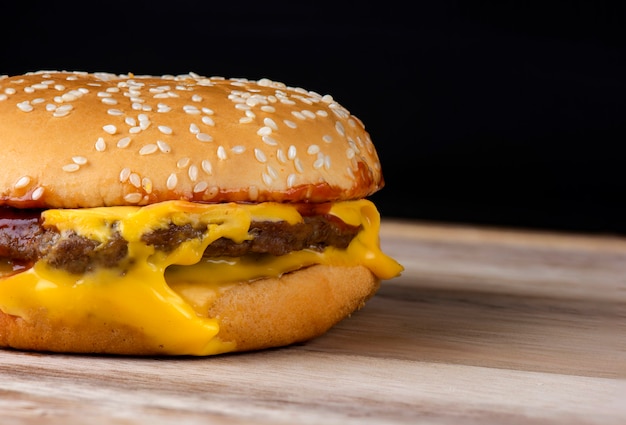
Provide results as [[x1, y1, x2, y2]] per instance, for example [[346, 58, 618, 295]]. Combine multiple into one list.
[[177, 157, 190, 168], [183, 105, 200, 115], [257, 126, 272, 136], [301, 110, 316, 119], [72, 156, 87, 165], [119, 168, 131, 182], [193, 181, 208, 193], [129, 173, 141, 188], [56, 104, 73, 112], [330, 105, 349, 119], [262, 173, 272, 186], [316, 110, 329, 117], [277, 148, 287, 163], [346, 148, 356, 159], [62, 164, 80, 172], [254, 148, 267, 163], [31, 187, 44, 201], [287, 174, 296, 188], [142, 177, 153, 193], [139, 144, 158, 155], [201, 160, 213, 175], [287, 145, 297, 160], [232, 145, 246, 154], [189, 123, 200, 134], [259, 136, 276, 147], [129, 126, 142, 134], [201, 116, 215, 126], [124, 193, 143, 203], [335, 121, 345, 136], [206, 186, 219, 199], [52, 110, 69, 118], [283, 119, 297, 129], [157, 103, 171, 113], [32, 98, 45, 104], [125, 117, 137, 126], [196, 133, 213, 142], [17, 101, 33, 112], [202, 107, 214, 115], [117, 137, 131, 148], [157, 140, 171, 153], [266, 165, 278, 179], [188, 165, 199, 181], [95, 137, 106, 152], [307, 144, 320, 155], [263, 117, 278, 130], [103, 124, 117, 134], [291, 111, 306, 120], [166, 173, 178, 190], [158, 125, 173, 135], [246, 97, 260, 107], [322, 134, 333, 143], [294, 158, 304, 173], [217, 146, 227, 160], [4, 88, 16, 95], [192, 94, 202, 102], [313, 157, 325, 169], [14, 176, 31, 189], [261, 105, 276, 113], [248, 185, 259, 200], [102, 98, 118, 105], [61, 92, 77, 102], [0, 94, 7, 101]]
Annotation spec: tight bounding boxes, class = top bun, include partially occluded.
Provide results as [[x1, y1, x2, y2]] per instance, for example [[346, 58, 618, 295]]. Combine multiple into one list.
[[0, 71, 383, 208]]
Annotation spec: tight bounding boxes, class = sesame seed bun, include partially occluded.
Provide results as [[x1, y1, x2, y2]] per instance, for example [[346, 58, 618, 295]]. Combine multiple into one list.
[[0, 71, 401, 356], [0, 71, 383, 208]]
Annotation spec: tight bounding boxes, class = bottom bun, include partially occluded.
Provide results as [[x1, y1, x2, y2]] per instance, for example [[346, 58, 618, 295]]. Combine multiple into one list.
[[0, 265, 379, 355]]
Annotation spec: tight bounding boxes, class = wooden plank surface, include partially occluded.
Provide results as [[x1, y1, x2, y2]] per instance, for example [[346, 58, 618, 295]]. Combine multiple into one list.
[[0, 219, 625, 425]]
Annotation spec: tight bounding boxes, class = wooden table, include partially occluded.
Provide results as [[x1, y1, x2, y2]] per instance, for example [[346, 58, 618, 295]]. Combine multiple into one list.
[[1, 219, 624, 424]]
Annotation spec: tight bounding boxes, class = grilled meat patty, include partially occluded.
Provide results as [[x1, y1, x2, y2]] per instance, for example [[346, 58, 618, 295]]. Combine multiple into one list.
[[0, 207, 360, 274]]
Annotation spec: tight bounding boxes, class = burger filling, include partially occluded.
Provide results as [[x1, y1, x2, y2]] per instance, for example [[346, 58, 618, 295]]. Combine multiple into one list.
[[0, 207, 359, 275], [0, 199, 403, 355]]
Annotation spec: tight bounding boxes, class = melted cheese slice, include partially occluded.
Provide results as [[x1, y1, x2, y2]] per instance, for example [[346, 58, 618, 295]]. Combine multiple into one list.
[[0, 200, 402, 355]]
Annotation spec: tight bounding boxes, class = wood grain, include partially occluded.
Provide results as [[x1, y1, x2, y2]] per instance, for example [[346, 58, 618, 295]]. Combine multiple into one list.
[[0, 219, 624, 425]]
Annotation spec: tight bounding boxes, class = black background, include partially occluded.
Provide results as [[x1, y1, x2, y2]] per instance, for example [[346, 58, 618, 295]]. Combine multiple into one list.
[[2, 1, 626, 235]]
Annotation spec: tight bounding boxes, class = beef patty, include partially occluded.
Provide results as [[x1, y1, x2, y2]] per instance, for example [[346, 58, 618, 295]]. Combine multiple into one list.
[[0, 207, 361, 274]]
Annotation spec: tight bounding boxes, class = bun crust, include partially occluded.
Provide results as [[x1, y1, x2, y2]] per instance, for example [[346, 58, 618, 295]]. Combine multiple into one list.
[[0, 265, 379, 355], [0, 71, 383, 208]]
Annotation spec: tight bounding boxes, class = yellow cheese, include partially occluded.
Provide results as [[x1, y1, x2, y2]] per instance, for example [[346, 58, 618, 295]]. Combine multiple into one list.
[[0, 200, 402, 355]]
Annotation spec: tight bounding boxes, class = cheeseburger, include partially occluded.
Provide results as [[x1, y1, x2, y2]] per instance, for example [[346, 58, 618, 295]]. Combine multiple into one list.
[[0, 70, 402, 356]]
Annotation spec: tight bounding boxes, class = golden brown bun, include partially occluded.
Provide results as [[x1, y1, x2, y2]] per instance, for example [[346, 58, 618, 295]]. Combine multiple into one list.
[[0, 71, 383, 208], [0, 265, 379, 355]]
